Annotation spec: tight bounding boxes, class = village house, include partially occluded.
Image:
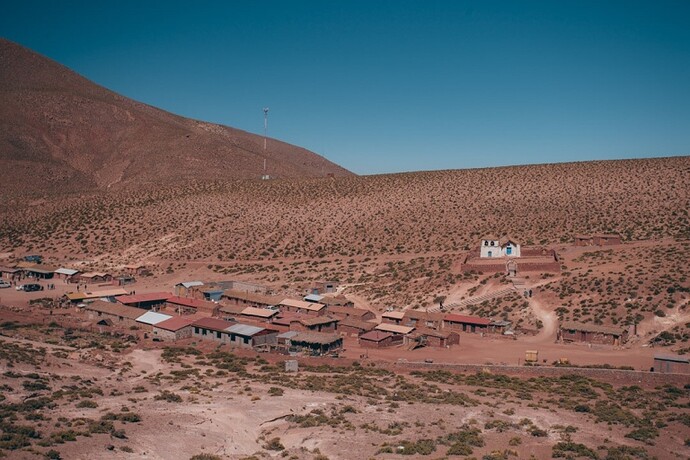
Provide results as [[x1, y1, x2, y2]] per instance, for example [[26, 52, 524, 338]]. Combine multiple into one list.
[[221, 289, 282, 309], [443, 314, 491, 333], [152, 316, 195, 341], [408, 327, 460, 348], [358, 330, 403, 348], [78, 272, 114, 283], [217, 303, 246, 321], [304, 293, 324, 303], [239, 306, 279, 323], [54, 268, 81, 282], [327, 306, 376, 322], [337, 317, 376, 337], [84, 300, 146, 328], [165, 296, 217, 316], [117, 292, 171, 310], [480, 235, 521, 258], [272, 314, 339, 333], [225, 324, 279, 349], [653, 355, 690, 374], [375, 323, 415, 337], [558, 321, 629, 346], [135, 311, 173, 329], [278, 298, 326, 316], [191, 317, 234, 342], [124, 263, 148, 276], [174, 281, 204, 297], [381, 311, 405, 325], [309, 280, 337, 295], [403, 310, 445, 330]]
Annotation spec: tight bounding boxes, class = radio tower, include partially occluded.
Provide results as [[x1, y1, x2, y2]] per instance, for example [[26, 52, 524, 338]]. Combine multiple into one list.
[[263, 107, 269, 150]]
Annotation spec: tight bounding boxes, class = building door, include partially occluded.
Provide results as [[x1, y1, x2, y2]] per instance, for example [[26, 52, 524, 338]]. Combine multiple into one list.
[[506, 246, 512, 255], [488, 251, 492, 257]]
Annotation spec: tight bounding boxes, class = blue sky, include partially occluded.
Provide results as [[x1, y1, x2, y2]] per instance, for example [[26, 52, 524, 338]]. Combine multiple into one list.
[[2, 1, 689, 175]]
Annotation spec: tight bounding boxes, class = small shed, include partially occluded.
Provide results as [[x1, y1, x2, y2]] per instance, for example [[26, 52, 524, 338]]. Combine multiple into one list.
[[54, 268, 81, 282], [225, 323, 278, 349], [359, 330, 402, 348], [653, 355, 690, 374], [381, 311, 405, 325], [338, 317, 376, 337], [174, 281, 204, 297], [118, 292, 172, 310], [240, 306, 279, 323], [289, 332, 343, 355], [409, 328, 460, 348]]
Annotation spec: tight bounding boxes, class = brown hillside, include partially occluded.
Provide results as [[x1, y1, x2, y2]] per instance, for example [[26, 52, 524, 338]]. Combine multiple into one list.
[[0, 38, 352, 193]]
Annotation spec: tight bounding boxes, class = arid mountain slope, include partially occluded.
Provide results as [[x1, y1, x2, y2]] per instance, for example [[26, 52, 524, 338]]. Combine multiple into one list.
[[0, 38, 352, 193], [2, 157, 688, 262]]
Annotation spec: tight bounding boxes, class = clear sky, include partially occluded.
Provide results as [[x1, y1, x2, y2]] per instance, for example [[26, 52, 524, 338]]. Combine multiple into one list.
[[2, 1, 689, 175]]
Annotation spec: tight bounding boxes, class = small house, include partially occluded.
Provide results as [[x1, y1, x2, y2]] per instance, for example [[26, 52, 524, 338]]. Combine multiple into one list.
[[135, 311, 173, 328], [653, 355, 690, 374], [375, 323, 415, 336], [337, 317, 377, 337], [558, 321, 628, 346], [79, 272, 113, 283], [165, 296, 217, 316], [152, 316, 195, 341], [320, 295, 355, 308], [443, 314, 491, 333], [222, 289, 282, 309], [84, 300, 145, 328], [327, 306, 375, 321], [359, 330, 402, 348], [480, 235, 520, 258], [54, 268, 81, 282], [174, 281, 204, 297], [225, 323, 278, 349], [278, 298, 326, 316], [191, 317, 234, 342], [403, 310, 445, 330], [118, 292, 171, 310], [592, 234, 622, 246], [409, 328, 459, 348], [240, 306, 279, 323], [381, 311, 405, 325]]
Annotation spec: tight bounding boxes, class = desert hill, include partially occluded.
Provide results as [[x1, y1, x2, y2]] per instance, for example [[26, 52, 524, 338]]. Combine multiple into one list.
[[0, 38, 352, 194]]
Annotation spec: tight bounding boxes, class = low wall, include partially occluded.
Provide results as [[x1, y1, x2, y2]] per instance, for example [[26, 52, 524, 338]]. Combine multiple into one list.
[[380, 361, 690, 386]]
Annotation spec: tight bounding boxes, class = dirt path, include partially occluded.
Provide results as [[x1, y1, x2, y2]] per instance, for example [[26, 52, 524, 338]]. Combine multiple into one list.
[[523, 296, 558, 343]]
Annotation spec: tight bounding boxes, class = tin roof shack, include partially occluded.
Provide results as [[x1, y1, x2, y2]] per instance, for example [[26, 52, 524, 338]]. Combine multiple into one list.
[[54, 268, 81, 281], [65, 288, 129, 303], [191, 318, 234, 343], [84, 300, 145, 328], [289, 332, 343, 356], [409, 328, 460, 348], [327, 306, 375, 322], [381, 311, 405, 325], [278, 299, 326, 316], [443, 314, 491, 333], [152, 316, 195, 341], [136, 311, 173, 328], [558, 321, 629, 346], [222, 289, 282, 309], [225, 324, 278, 349], [403, 310, 445, 330], [118, 292, 171, 310], [174, 281, 204, 297], [165, 296, 217, 316], [359, 330, 403, 348], [338, 317, 376, 337], [653, 355, 690, 374], [239, 306, 279, 323]]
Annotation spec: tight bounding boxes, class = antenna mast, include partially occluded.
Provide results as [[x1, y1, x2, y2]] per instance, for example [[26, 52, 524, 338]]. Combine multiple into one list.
[[263, 107, 269, 150]]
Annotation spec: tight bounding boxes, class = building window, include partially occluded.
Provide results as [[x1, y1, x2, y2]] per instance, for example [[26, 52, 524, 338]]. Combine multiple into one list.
[[490, 241, 495, 246], [216, 331, 221, 339], [506, 247, 512, 255], [484, 241, 488, 246], [194, 327, 199, 334]]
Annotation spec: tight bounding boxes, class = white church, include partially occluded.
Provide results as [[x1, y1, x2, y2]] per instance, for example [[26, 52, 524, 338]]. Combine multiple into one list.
[[480, 235, 521, 258]]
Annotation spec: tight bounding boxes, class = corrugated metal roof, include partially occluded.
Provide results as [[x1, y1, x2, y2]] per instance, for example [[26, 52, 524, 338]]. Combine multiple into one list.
[[136, 311, 173, 325], [225, 323, 265, 336], [178, 281, 204, 288], [55, 268, 80, 276], [304, 294, 324, 302]]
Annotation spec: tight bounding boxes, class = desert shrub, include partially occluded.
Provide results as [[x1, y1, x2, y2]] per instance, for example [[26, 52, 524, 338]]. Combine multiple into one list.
[[552, 441, 598, 459], [154, 391, 183, 403], [189, 455, 222, 460], [267, 387, 283, 396], [76, 399, 98, 408], [624, 426, 658, 444], [264, 437, 285, 451]]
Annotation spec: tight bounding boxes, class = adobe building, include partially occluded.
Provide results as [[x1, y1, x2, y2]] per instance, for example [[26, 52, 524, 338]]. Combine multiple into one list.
[[443, 314, 491, 333], [653, 355, 690, 374], [558, 321, 628, 346], [403, 310, 444, 330], [359, 330, 403, 348], [278, 298, 326, 316], [409, 328, 460, 348], [152, 316, 195, 341], [338, 317, 376, 337]]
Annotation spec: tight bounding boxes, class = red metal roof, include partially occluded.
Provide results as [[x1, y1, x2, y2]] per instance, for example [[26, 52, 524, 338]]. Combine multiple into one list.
[[154, 316, 195, 332], [192, 317, 233, 332], [444, 314, 491, 326], [167, 296, 216, 310], [118, 291, 172, 305]]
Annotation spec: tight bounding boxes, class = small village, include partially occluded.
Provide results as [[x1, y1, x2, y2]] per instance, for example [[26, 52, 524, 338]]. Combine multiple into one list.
[[2, 233, 686, 375]]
